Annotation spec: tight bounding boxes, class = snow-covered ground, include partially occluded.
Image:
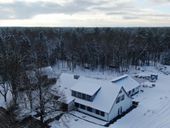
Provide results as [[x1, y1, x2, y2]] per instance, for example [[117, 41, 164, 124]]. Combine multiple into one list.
[[50, 114, 105, 128], [52, 61, 121, 80], [1, 64, 170, 128], [50, 65, 170, 128]]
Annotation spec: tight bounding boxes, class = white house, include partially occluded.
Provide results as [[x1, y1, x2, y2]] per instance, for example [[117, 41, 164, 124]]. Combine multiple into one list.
[[51, 73, 133, 122], [111, 74, 140, 97], [70, 77, 132, 121]]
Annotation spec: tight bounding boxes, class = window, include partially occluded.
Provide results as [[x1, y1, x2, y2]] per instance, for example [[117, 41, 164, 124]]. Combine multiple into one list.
[[82, 94, 86, 100], [87, 95, 91, 101], [72, 92, 93, 101], [95, 109, 105, 117], [129, 91, 131, 95], [116, 97, 120, 104], [121, 95, 124, 101], [75, 103, 79, 108], [80, 104, 85, 109], [116, 95, 124, 103], [87, 106, 92, 112], [100, 111, 105, 117], [78, 92, 82, 98], [72, 91, 76, 97], [96, 109, 100, 115]]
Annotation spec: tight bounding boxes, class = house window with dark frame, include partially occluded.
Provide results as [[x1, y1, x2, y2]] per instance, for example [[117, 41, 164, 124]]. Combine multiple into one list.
[[72, 91, 93, 101], [100, 111, 105, 117], [116, 97, 120, 104], [82, 94, 86, 100], [87, 106, 92, 112], [129, 91, 131, 95], [87, 95, 91, 101], [75, 103, 79, 108], [78, 92, 82, 98], [96, 109, 100, 115], [121, 95, 125, 101], [72, 91, 76, 97], [80, 104, 85, 109]]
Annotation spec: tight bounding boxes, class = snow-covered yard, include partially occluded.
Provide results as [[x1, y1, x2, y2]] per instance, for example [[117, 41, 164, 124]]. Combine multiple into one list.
[[1, 64, 170, 128]]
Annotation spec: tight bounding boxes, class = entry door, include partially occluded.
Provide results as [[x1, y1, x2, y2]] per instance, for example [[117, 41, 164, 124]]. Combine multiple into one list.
[[118, 106, 122, 115]]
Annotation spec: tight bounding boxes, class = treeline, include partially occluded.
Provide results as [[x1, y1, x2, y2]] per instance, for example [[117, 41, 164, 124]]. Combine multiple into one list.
[[0, 27, 170, 71], [0, 29, 65, 125]]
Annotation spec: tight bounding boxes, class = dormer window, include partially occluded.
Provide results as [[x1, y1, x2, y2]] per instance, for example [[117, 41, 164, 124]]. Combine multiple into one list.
[[82, 94, 85, 99], [71, 90, 94, 101], [78, 92, 81, 98], [72, 91, 76, 97], [116, 94, 125, 104], [86, 95, 91, 101], [87, 106, 92, 112], [71, 82, 101, 102]]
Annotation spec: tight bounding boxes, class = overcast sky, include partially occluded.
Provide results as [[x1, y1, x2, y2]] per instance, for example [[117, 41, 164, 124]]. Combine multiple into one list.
[[0, 0, 170, 27]]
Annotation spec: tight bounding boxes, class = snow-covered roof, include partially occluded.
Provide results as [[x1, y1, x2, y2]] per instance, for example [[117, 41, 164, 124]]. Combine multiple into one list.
[[112, 75, 140, 92], [111, 74, 128, 82], [51, 73, 79, 104], [71, 81, 101, 96], [51, 73, 123, 113], [72, 77, 122, 113]]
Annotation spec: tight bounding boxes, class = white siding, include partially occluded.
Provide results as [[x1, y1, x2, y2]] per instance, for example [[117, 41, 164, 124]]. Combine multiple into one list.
[[108, 88, 132, 121]]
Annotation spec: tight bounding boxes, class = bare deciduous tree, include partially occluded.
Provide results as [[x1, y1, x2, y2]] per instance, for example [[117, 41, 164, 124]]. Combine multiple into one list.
[[0, 80, 10, 103]]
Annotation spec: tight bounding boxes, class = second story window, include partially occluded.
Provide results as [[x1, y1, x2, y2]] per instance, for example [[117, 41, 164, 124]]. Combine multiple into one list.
[[82, 94, 86, 99], [86, 95, 91, 101], [72, 91, 76, 97], [100, 111, 105, 117], [116, 97, 120, 104], [80, 104, 85, 109], [87, 106, 92, 112], [78, 92, 82, 98], [71, 90, 93, 101], [121, 95, 124, 101], [116, 95, 125, 104]]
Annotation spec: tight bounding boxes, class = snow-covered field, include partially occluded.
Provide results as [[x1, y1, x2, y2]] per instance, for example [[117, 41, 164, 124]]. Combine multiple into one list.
[[50, 65, 170, 128]]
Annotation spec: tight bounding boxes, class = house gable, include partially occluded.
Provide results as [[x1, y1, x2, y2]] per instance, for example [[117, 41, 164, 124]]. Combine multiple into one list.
[[108, 86, 132, 121]]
